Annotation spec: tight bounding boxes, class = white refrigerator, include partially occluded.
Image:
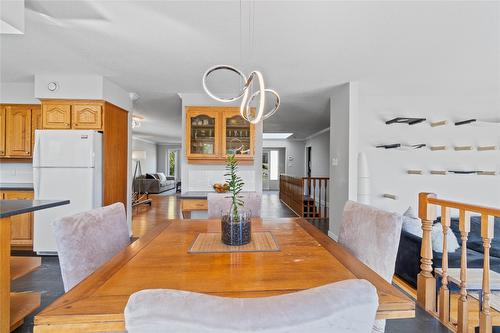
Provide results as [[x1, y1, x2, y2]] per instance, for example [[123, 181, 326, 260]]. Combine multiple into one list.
[[33, 130, 102, 254]]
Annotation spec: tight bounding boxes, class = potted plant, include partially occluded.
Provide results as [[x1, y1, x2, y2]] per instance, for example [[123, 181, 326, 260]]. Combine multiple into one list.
[[221, 153, 251, 245]]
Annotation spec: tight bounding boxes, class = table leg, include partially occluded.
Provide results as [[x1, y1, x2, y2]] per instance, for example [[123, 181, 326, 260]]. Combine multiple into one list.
[[0, 217, 11, 333]]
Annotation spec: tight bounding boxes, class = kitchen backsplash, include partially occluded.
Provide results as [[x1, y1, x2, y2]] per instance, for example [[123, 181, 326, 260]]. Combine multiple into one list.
[[0, 163, 33, 183]]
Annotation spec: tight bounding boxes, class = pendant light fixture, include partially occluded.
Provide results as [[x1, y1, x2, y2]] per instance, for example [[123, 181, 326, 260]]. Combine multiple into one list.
[[202, 65, 280, 124], [201, 1, 280, 124]]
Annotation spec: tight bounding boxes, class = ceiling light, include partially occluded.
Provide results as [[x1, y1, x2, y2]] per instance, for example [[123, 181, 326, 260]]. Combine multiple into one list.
[[202, 65, 280, 124], [263, 133, 293, 140], [132, 115, 144, 129]]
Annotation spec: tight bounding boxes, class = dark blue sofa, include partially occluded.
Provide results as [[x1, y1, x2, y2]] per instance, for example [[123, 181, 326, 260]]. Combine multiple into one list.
[[395, 216, 500, 288]]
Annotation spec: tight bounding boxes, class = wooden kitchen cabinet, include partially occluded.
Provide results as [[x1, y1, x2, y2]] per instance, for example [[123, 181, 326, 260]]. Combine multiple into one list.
[[222, 110, 254, 159], [32, 105, 42, 150], [42, 104, 71, 129], [0, 107, 5, 157], [72, 104, 102, 129], [5, 106, 32, 157], [185, 106, 255, 164], [41, 100, 103, 130], [186, 107, 221, 161], [2, 190, 34, 248]]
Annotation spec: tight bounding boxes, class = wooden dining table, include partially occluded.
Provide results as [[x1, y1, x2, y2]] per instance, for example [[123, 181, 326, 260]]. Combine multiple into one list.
[[34, 218, 414, 332]]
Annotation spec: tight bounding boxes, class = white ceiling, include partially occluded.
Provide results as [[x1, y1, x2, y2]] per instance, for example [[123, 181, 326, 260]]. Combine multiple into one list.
[[1, 1, 498, 142]]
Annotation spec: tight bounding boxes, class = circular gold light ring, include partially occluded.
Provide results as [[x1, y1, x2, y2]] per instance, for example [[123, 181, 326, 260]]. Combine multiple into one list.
[[202, 65, 248, 102], [241, 88, 280, 124]]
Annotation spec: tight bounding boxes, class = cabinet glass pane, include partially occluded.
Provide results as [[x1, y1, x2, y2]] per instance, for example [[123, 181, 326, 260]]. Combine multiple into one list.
[[226, 115, 250, 155], [190, 115, 216, 155]]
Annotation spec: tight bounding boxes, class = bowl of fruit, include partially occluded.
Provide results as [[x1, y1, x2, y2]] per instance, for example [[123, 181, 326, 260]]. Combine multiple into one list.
[[213, 183, 230, 193]]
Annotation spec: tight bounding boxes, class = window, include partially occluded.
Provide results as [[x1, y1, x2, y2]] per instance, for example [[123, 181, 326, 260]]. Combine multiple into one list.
[[269, 150, 279, 180], [168, 150, 178, 178]]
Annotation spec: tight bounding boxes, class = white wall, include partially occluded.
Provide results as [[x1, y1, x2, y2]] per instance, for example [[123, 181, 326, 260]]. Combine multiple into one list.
[[263, 139, 305, 177], [358, 91, 500, 215], [0, 82, 39, 104], [305, 129, 330, 177], [180, 93, 263, 193], [0, 162, 33, 183], [329, 82, 359, 238], [34, 74, 103, 100], [132, 137, 157, 175]]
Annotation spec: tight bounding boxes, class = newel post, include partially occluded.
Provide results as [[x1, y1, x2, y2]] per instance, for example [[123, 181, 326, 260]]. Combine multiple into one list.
[[417, 192, 437, 312]]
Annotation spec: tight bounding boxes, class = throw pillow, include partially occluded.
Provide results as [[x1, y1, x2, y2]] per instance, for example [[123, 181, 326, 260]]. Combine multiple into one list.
[[402, 207, 422, 237], [157, 173, 167, 182], [431, 223, 460, 253], [402, 206, 460, 253]]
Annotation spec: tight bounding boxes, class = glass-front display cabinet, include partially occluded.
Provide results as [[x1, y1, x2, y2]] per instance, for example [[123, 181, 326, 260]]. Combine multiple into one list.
[[185, 109, 220, 160], [222, 111, 254, 159], [185, 107, 255, 163]]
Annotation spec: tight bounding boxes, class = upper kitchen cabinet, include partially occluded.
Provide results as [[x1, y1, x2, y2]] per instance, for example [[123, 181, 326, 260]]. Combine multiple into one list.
[[5, 105, 32, 157], [185, 106, 255, 164], [0, 107, 5, 157], [42, 103, 71, 129], [32, 106, 42, 149], [41, 100, 104, 130], [72, 104, 102, 129], [222, 110, 254, 159], [186, 107, 221, 161]]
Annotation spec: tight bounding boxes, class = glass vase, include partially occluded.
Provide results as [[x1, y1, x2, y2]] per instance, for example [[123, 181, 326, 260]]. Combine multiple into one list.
[[221, 208, 251, 246]]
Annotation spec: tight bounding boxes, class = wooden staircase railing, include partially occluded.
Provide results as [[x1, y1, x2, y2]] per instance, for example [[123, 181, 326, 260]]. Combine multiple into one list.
[[279, 175, 329, 220], [418, 192, 500, 333]]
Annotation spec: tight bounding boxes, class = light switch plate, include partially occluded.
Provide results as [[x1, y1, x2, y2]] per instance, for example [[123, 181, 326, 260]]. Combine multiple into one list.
[[331, 158, 339, 166]]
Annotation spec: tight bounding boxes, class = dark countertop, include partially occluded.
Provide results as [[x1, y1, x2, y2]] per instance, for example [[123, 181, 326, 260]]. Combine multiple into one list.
[[0, 183, 34, 190], [0, 200, 70, 218], [180, 191, 256, 199], [180, 191, 212, 199]]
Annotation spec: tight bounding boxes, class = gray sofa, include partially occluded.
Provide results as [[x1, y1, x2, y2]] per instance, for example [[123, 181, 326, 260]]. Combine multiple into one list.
[[133, 173, 175, 194]]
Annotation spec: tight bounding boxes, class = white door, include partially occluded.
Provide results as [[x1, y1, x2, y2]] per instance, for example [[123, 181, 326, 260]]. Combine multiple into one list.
[[34, 167, 95, 253], [34, 130, 97, 168]]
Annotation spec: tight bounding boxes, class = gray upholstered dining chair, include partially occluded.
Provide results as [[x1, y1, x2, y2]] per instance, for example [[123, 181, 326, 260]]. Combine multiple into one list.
[[125, 279, 378, 333], [338, 200, 403, 333], [207, 192, 262, 218], [52, 202, 130, 292]]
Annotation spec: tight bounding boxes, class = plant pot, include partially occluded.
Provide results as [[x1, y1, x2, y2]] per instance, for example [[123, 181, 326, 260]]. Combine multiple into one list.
[[221, 210, 251, 246]]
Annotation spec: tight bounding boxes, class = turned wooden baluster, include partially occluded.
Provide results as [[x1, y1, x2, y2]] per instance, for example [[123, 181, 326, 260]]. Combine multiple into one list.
[[418, 192, 437, 312], [479, 214, 494, 333], [457, 210, 471, 333], [313, 179, 317, 218], [439, 206, 451, 323], [300, 178, 305, 217]]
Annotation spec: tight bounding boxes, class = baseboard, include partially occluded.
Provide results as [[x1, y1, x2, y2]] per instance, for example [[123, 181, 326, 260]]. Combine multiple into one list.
[[328, 231, 338, 241]]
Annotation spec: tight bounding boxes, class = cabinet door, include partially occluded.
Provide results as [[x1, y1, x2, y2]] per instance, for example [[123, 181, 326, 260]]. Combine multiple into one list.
[[0, 107, 5, 157], [6, 106, 32, 157], [42, 104, 71, 129], [186, 108, 220, 159], [222, 111, 254, 159], [32, 106, 42, 150], [4, 190, 34, 246], [72, 104, 102, 129]]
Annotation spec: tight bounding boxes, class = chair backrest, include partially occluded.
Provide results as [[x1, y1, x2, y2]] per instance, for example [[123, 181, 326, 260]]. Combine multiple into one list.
[[338, 201, 403, 282], [125, 279, 378, 333], [207, 192, 262, 218], [52, 202, 130, 292]]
